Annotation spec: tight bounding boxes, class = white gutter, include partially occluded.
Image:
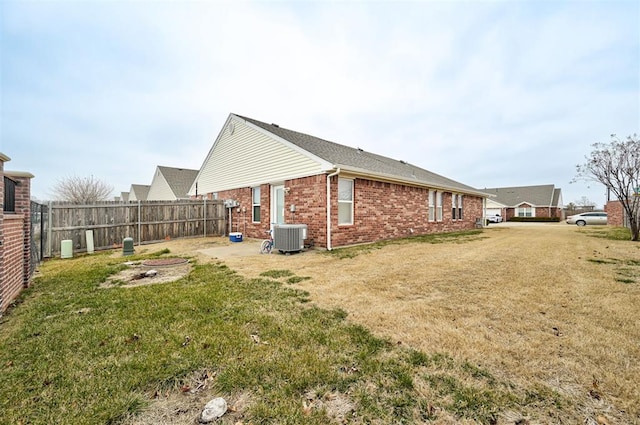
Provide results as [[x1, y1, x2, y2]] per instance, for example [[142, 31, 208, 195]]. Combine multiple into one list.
[[331, 164, 492, 198], [326, 168, 341, 251]]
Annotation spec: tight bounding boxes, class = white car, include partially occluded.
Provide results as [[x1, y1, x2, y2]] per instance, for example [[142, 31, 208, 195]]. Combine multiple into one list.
[[486, 214, 503, 223], [566, 212, 608, 226]]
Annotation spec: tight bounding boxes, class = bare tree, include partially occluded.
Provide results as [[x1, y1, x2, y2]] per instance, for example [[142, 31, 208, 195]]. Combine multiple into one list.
[[575, 134, 639, 241], [575, 196, 596, 209], [50, 175, 114, 204]]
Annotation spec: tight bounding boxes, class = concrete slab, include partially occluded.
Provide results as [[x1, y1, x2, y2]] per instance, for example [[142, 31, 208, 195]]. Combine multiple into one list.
[[198, 240, 263, 259]]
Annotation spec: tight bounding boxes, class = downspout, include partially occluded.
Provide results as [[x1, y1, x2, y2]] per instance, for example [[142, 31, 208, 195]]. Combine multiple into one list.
[[326, 168, 341, 251], [482, 197, 486, 224]]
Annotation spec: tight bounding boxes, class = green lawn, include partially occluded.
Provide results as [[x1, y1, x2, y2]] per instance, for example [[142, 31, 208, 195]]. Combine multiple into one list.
[[1, 248, 570, 424]]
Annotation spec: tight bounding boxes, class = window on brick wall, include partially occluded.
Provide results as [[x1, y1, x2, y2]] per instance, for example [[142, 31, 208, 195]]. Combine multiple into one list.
[[338, 178, 353, 225], [252, 186, 260, 223], [428, 190, 443, 222], [4, 176, 16, 213], [452, 194, 463, 220], [516, 207, 533, 217], [428, 190, 435, 221]]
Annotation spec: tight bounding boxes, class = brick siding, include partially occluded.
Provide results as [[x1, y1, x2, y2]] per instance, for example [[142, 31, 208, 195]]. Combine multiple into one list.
[[0, 158, 4, 311], [533, 207, 562, 218], [1, 216, 25, 311], [331, 178, 483, 247], [605, 200, 624, 226], [1, 157, 33, 314], [211, 173, 483, 249]]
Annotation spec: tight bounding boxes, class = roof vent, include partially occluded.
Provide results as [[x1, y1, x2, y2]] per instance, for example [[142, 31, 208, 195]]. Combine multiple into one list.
[[399, 160, 407, 164], [271, 123, 279, 128], [357, 148, 363, 153]]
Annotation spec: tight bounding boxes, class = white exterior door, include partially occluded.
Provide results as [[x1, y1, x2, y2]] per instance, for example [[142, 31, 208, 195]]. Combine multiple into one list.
[[271, 185, 286, 226]]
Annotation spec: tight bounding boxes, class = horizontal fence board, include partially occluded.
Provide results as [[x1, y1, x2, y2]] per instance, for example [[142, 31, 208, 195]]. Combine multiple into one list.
[[45, 200, 226, 256]]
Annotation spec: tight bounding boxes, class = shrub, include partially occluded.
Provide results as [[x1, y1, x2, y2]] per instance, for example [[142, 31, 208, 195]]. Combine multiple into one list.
[[508, 217, 561, 222]]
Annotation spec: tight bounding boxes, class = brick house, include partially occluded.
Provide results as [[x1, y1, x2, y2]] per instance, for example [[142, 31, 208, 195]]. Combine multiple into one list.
[[1, 153, 34, 313], [483, 184, 563, 221], [189, 114, 490, 249]]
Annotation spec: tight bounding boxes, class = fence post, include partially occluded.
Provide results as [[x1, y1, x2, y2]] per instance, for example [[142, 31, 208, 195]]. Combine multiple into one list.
[[46, 201, 53, 257], [137, 200, 141, 246], [203, 197, 207, 237], [40, 204, 44, 262]]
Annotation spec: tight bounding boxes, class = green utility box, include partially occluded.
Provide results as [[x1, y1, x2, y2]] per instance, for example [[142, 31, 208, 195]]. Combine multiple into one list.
[[123, 237, 134, 256]]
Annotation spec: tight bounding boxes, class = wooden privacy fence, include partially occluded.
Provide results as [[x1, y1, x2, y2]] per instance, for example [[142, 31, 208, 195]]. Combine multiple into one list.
[[45, 200, 226, 257]]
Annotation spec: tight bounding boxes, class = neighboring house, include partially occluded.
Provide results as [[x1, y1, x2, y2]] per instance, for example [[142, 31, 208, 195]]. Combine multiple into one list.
[[147, 166, 199, 201], [189, 113, 490, 249], [128, 184, 151, 201], [1, 153, 34, 314], [120, 191, 130, 202], [483, 184, 563, 220]]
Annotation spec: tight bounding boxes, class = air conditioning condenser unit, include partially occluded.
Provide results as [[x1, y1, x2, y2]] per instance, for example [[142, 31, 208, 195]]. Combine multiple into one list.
[[273, 224, 308, 253]]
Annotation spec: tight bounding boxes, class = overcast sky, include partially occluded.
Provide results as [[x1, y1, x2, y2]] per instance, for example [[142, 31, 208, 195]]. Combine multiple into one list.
[[1, 0, 638, 207]]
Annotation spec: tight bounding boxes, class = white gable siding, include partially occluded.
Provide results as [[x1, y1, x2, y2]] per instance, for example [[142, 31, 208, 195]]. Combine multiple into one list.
[[486, 198, 507, 209], [193, 118, 327, 194], [147, 169, 176, 200]]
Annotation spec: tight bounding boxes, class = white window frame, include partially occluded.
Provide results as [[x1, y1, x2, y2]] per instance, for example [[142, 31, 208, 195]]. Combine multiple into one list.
[[338, 178, 354, 225], [452, 194, 463, 220], [428, 190, 435, 222], [452, 194, 457, 220], [516, 206, 534, 217], [436, 191, 443, 222], [252, 186, 261, 223]]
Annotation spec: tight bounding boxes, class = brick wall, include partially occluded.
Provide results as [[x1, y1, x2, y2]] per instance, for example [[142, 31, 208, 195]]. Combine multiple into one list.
[[210, 174, 484, 249], [217, 184, 270, 238], [284, 175, 327, 247], [533, 207, 563, 218], [0, 157, 34, 314], [0, 157, 4, 311], [605, 200, 624, 226], [1, 216, 25, 312], [11, 173, 32, 286], [330, 177, 483, 247]]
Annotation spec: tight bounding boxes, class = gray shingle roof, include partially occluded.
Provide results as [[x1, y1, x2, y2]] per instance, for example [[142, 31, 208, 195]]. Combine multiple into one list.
[[130, 184, 151, 201], [237, 114, 486, 196], [483, 184, 561, 207], [157, 166, 199, 199]]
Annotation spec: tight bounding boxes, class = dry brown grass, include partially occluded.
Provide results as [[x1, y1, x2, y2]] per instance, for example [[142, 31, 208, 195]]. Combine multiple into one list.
[[146, 225, 640, 423]]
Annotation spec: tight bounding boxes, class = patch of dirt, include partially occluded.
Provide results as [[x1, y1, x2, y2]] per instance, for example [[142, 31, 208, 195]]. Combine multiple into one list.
[[101, 259, 192, 288], [303, 390, 355, 422], [121, 370, 252, 425]]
